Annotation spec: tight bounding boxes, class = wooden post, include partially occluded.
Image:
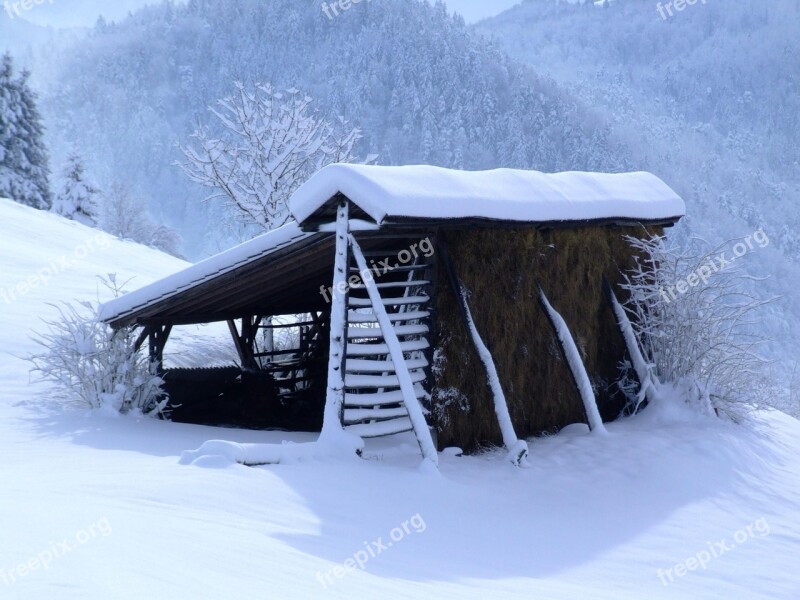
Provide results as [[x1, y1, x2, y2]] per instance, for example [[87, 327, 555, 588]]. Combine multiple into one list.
[[147, 324, 172, 375], [227, 317, 259, 371], [320, 201, 351, 437]]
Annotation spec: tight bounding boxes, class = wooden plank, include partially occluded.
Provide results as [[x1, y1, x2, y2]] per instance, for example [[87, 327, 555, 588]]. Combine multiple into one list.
[[346, 338, 429, 356], [346, 357, 429, 373], [348, 324, 428, 339], [345, 369, 427, 388], [343, 406, 409, 424], [349, 295, 429, 307], [345, 385, 427, 407], [348, 310, 430, 323], [345, 418, 414, 438]]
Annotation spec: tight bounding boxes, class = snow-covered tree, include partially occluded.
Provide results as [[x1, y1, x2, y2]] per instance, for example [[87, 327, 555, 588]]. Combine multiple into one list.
[[0, 53, 51, 210], [100, 182, 183, 258], [53, 150, 100, 226], [620, 233, 776, 419], [179, 82, 367, 235]]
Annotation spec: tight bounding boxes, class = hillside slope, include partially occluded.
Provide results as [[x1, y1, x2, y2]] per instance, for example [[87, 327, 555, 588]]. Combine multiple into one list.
[[1, 199, 800, 598], [38, 0, 629, 256]]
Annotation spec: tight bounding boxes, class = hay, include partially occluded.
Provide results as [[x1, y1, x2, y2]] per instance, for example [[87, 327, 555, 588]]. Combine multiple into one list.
[[432, 225, 661, 452]]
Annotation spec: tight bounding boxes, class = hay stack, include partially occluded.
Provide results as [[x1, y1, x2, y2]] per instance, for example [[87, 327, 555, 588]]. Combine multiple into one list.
[[432, 225, 660, 452]]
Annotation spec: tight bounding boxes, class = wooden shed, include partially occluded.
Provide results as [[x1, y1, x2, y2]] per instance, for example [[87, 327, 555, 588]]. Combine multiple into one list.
[[100, 164, 684, 462]]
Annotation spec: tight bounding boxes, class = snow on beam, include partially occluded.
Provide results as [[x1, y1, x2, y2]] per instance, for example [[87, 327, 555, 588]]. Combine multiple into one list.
[[538, 286, 608, 435], [440, 241, 529, 466], [317, 201, 364, 458], [349, 234, 439, 467], [602, 277, 661, 413], [456, 282, 530, 466]]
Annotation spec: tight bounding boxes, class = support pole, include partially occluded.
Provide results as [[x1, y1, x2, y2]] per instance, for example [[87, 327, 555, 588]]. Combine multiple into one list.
[[440, 239, 528, 466], [602, 277, 660, 413], [318, 201, 363, 457], [538, 285, 608, 435], [147, 324, 172, 375]]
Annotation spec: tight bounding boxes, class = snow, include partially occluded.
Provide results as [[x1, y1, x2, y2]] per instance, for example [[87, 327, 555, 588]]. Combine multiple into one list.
[[2, 198, 800, 598], [539, 288, 608, 435], [290, 164, 686, 226], [98, 221, 312, 324]]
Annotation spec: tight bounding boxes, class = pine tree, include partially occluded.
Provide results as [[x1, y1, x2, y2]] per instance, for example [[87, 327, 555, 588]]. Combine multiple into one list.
[[53, 151, 100, 226], [0, 53, 51, 210]]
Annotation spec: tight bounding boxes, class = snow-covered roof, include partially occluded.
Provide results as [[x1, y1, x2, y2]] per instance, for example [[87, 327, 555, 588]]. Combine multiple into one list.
[[100, 165, 684, 326], [99, 222, 317, 326], [290, 164, 685, 226]]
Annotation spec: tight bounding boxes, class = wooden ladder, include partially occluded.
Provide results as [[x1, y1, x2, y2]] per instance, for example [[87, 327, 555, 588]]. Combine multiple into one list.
[[342, 237, 435, 439]]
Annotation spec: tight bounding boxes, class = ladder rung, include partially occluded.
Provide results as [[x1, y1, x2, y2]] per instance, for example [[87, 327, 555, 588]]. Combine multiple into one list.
[[343, 406, 409, 424], [349, 295, 429, 308], [346, 357, 429, 373], [349, 280, 430, 290], [348, 310, 430, 324], [347, 324, 428, 339], [349, 264, 428, 274], [345, 385, 427, 407], [345, 369, 427, 389], [345, 418, 414, 438], [346, 339, 429, 356]]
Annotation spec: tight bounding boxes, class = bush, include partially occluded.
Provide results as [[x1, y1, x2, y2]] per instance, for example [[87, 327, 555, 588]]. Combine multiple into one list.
[[620, 233, 776, 420], [30, 283, 167, 415]]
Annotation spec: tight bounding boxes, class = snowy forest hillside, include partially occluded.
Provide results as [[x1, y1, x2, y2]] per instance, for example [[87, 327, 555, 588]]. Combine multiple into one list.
[[477, 0, 800, 406], [37, 0, 626, 256]]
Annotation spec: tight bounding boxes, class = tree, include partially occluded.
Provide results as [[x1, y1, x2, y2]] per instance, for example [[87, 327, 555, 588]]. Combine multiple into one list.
[[0, 53, 51, 210], [100, 182, 184, 258], [53, 150, 100, 226], [179, 82, 369, 236]]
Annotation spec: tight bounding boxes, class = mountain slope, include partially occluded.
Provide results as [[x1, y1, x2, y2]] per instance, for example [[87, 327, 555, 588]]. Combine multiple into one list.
[[477, 0, 800, 408], [2, 200, 800, 599], [39, 0, 629, 256]]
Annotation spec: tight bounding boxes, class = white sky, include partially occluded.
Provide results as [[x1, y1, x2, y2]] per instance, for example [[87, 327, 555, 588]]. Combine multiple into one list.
[[11, 0, 521, 28]]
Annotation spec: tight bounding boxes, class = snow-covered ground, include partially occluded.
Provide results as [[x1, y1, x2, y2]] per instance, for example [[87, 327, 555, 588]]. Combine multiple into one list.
[[2, 198, 800, 599]]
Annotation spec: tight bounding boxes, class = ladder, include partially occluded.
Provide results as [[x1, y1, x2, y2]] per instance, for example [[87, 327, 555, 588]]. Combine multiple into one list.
[[341, 236, 436, 440]]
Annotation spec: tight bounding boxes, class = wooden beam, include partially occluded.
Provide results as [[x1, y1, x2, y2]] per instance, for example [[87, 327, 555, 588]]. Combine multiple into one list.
[[320, 201, 351, 439]]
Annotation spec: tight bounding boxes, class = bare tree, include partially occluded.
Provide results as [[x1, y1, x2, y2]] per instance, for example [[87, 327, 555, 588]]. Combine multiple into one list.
[[100, 182, 184, 258], [178, 82, 371, 234], [620, 233, 777, 419]]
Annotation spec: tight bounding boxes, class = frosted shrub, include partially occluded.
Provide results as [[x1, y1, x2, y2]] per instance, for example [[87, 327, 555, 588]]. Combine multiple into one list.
[[31, 298, 167, 416], [620, 233, 775, 419]]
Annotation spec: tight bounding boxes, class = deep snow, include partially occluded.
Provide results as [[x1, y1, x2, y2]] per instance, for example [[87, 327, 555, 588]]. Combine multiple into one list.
[[1, 198, 799, 599]]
